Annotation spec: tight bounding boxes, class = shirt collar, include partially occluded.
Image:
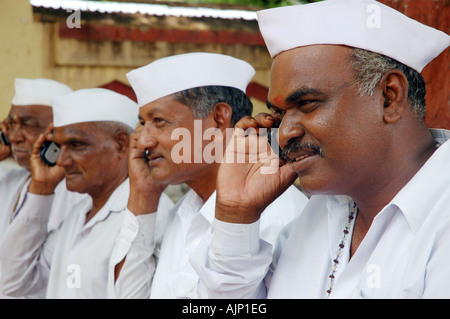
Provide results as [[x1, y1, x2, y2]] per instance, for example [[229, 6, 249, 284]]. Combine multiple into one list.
[[430, 128, 450, 147], [83, 178, 130, 230], [324, 129, 450, 234], [200, 190, 216, 225], [176, 189, 203, 217], [176, 189, 216, 225], [326, 194, 353, 214], [390, 129, 450, 233]]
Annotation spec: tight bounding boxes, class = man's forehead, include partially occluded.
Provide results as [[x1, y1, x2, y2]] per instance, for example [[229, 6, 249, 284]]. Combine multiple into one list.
[[139, 101, 166, 117], [54, 123, 99, 139], [139, 95, 192, 118], [272, 45, 353, 70], [269, 45, 355, 100], [9, 104, 52, 117]]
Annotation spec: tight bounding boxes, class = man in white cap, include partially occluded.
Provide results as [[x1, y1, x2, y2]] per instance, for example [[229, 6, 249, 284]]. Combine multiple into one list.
[[0, 88, 174, 298], [192, 0, 450, 298], [0, 78, 86, 299], [109, 52, 308, 298], [0, 79, 84, 228]]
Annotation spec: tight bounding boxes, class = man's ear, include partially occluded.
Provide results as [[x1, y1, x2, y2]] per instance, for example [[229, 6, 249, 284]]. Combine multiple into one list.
[[380, 69, 409, 124], [114, 130, 130, 159], [212, 102, 233, 130]]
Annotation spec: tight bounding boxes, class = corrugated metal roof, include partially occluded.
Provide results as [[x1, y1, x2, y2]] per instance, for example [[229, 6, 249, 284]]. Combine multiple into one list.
[[30, 0, 258, 20]]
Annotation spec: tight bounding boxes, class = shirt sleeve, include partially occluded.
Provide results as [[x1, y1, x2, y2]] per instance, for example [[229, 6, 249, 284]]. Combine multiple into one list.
[[191, 218, 273, 299], [0, 192, 56, 297], [108, 193, 174, 299], [108, 209, 157, 299], [422, 218, 450, 298]]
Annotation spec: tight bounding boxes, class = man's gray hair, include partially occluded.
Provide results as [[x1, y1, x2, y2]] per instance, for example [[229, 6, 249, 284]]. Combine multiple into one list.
[[350, 48, 426, 121], [173, 86, 253, 125]]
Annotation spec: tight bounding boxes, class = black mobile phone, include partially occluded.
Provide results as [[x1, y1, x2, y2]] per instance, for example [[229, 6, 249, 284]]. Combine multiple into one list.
[[267, 121, 283, 157], [40, 141, 60, 166], [0, 131, 10, 146]]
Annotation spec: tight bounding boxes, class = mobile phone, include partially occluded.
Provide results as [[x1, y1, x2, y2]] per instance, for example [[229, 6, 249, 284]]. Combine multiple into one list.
[[267, 121, 283, 157], [40, 141, 60, 166], [0, 131, 10, 146]]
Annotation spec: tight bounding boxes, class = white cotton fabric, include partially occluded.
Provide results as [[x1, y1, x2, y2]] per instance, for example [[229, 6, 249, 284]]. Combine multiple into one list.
[[257, 0, 450, 72], [51, 88, 139, 129], [11, 78, 72, 107], [126, 52, 255, 107]]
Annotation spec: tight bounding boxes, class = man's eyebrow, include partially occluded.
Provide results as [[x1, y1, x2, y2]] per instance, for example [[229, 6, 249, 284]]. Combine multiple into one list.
[[7, 115, 36, 123], [266, 100, 280, 111], [140, 105, 165, 119], [266, 87, 326, 110], [20, 116, 38, 122], [286, 87, 325, 102]]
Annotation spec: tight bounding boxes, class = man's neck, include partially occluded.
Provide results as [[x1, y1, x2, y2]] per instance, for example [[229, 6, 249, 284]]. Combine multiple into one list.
[[85, 173, 128, 224], [186, 166, 219, 204], [349, 129, 436, 257]]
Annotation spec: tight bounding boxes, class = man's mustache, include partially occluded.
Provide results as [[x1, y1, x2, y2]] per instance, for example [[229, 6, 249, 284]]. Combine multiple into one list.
[[281, 142, 324, 161]]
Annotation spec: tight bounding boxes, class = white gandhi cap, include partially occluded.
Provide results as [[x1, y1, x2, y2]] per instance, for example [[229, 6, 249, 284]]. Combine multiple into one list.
[[51, 88, 139, 129], [257, 0, 449, 72], [11, 78, 72, 106], [126, 52, 256, 107]]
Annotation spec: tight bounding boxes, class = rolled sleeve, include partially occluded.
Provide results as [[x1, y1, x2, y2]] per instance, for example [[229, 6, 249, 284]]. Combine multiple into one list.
[[109, 209, 157, 299], [191, 218, 272, 299], [212, 218, 262, 256]]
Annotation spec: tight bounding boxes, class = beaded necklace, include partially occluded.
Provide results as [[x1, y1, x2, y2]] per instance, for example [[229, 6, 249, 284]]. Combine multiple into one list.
[[326, 202, 358, 297], [326, 140, 441, 297]]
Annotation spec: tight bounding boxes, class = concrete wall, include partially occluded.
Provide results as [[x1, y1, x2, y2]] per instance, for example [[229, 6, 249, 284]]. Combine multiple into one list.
[[1, 0, 448, 127], [379, 0, 449, 129], [0, 1, 271, 120], [0, 0, 51, 119]]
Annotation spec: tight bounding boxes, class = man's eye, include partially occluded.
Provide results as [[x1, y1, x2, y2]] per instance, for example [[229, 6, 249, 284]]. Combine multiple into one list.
[[270, 109, 285, 118], [70, 142, 85, 148], [298, 100, 320, 113], [154, 118, 166, 125], [23, 122, 38, 129]]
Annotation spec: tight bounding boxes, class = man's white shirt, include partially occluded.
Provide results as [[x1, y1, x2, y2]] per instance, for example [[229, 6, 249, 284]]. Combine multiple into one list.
[[110, 185, 309, 298], [0, 178, 174, 298], [0, 164, 86, 299], [192, 129, 450, 299]]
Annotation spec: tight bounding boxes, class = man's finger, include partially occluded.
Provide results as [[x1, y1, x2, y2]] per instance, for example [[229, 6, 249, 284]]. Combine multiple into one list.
[[31, 134, 47, 156]]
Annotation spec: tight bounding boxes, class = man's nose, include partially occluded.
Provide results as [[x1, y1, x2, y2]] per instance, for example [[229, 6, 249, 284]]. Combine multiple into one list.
[[7, 124, 25, 143], [56, 146, 72, 167], [278, 112, 306, 150], [137, 124, 157, 151]]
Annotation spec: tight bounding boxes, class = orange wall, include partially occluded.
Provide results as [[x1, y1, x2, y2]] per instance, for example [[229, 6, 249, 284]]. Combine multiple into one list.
[[379, 0, 449, 129]]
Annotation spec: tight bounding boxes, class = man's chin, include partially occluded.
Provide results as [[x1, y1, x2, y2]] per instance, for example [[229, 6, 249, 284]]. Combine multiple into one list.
[[150, 169, 180, 186], [65, 175, 85, 193], [13, 155, 31, 170], [19, 163, 31, 171]]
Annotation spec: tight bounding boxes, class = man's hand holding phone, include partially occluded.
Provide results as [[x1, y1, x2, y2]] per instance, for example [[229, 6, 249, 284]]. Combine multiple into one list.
[[28, 124, 65, 195], [127, 126, 166, 215], [215, 113, 298, 224], [0, 121, 12, 161]]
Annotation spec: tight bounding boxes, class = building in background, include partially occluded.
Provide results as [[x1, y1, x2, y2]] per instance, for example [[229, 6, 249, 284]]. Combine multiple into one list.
[[0, 0, 448, 128], [0, 0, 274, 118]]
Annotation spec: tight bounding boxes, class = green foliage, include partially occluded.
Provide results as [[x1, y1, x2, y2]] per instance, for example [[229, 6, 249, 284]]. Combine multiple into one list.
[[182, 0, 323, 9], [85, 0, 324, 9], [184, 0, 293, 8]]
